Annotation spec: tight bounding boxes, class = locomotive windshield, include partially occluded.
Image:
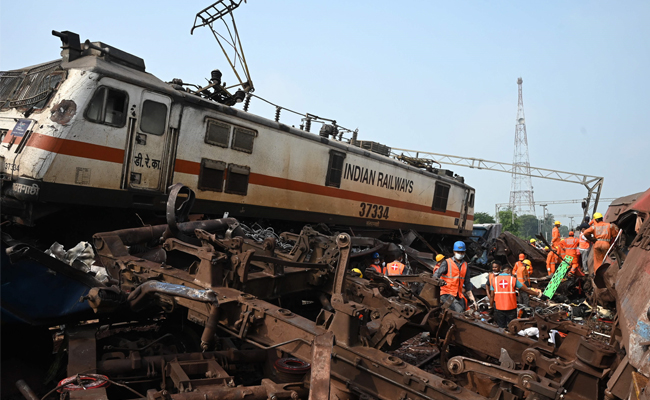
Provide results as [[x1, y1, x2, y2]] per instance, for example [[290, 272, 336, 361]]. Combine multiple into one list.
[[0, 60, 64, 111]]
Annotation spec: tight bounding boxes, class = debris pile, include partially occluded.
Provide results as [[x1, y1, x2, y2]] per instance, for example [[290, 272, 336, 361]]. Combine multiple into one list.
[[1, 185, 648, 400]]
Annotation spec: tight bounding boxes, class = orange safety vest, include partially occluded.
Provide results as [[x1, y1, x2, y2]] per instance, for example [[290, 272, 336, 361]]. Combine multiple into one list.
[[385, 261, 405, 276], [512, 261, 530, 285], [593, 222, 613, 242], [440, 258, 467, 300], [369, 264, 383, 274], [578, 234, 590, 250], [561, 237, 579, 256], [493, 274, 518, 311]]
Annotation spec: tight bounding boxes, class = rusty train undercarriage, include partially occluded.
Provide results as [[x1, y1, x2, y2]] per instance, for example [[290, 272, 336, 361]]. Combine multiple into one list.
[[2, 185, 649, 400]]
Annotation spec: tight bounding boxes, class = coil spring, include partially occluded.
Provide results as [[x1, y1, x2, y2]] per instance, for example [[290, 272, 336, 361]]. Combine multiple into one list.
[[243, 94, 251, 112], [305, 118, 311, 132], [275, 106, 281, 122]]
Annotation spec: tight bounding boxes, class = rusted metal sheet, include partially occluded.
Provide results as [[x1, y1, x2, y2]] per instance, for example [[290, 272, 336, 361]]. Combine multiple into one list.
[[614, 216, 650, 376], [490, 231, 547, 277]]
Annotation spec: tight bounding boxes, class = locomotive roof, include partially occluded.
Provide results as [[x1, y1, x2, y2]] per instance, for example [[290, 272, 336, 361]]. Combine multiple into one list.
[[8, 47, 473, 191]]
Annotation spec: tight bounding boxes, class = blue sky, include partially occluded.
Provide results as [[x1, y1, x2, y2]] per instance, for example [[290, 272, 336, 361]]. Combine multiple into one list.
[[1, 1, 648, 224]]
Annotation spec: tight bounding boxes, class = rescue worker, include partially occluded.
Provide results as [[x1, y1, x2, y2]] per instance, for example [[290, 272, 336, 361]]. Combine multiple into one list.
[[512, 254, 526, 282], [529, 238, 537, 248], [368, 252, 384, 274], [350, 268, 363, 278], [578, 225, 591, 273], [582, 212, 619, 272], [513, 258, 532, 306], [385, 255, 406, 277], [486, 261, 502, 308], [433, 254, 445, 273], [432, 241, 478, 312], [552, 221, 562, 248], [544, 246, 549, 253], [489, 264, 541, 328], [546, 246, 559, 276], [560, 231, 581, 275]]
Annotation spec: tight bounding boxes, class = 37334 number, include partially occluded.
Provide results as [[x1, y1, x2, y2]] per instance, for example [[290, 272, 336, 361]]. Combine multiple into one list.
[[359, 202, 390, 219]]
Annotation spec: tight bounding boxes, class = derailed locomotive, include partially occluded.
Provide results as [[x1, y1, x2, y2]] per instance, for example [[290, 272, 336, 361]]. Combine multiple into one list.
[[0, 31, 474, 237]]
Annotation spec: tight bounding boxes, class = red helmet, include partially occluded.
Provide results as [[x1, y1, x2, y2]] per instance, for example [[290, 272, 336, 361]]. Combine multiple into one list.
[[569, 231, 574, 236], [519, 253, 525, 260]]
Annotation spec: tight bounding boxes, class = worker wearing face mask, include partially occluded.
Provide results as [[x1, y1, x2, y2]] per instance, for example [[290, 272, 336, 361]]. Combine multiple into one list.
[[432, 241, 477, 313]]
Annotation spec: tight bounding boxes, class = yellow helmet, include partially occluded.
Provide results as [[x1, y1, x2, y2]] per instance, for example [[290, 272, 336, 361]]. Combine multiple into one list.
[[435, 254, 445, 262], [554, 221, 561, 225], [351, 268, 363, 278], [529, 238, 536, 243], [523, 260, 531, 266], [593, 212, 603, 219], [544, 246, 549, 250]]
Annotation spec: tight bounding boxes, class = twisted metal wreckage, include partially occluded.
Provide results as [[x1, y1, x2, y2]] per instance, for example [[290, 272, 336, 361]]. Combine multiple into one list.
[[5, 185, 650, 400]]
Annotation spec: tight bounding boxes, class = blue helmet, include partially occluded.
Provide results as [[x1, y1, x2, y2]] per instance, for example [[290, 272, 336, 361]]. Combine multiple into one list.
[[453, 241, 466, 252], [372, 252, 380, 259]]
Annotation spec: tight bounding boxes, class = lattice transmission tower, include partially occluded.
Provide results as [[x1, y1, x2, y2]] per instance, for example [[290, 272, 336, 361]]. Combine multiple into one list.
[[508, 77, 536, 217]]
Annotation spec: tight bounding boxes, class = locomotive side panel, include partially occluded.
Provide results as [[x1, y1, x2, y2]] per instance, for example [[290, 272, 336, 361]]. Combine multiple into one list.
[[173, 107, 474, 234]]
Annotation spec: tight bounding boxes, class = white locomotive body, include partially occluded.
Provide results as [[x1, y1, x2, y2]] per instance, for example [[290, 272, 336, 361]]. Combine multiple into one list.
[[0, 32, 474, 236]]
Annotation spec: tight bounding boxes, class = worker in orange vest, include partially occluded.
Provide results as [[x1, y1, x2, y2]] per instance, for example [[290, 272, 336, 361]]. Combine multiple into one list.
[[512, 257, 532, 306], [433, 254, 445, 273], [582, 212, 619, 272], [368, 252, 384, 274], [432, 241, 477, 312], [512, 254, 530, 285], [529, 238, 538, 248], [512, 253, 526, 278], [489, 264, 541, 328], [552, 221, 562, 249], [560, 231, 581, 275], [546, 246, 559, 276], [385, 255, 406, 277]]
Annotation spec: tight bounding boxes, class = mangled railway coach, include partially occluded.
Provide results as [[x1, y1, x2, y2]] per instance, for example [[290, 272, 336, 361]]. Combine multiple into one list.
[[0, 31, 474, 236]]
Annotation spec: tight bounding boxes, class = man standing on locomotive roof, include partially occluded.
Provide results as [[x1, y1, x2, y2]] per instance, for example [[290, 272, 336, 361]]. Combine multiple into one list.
[[432, 241, 478, 313]]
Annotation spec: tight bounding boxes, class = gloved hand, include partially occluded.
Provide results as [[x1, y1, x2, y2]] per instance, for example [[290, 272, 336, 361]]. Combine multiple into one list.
[[472, 300, 479, 310]]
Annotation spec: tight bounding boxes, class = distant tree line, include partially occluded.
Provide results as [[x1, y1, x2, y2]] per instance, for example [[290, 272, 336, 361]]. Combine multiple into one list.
[[474, 210, 571, 242]]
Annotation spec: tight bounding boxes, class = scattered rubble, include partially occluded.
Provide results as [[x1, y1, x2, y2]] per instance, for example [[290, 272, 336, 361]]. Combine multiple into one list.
[[1, 185, 648, 400]]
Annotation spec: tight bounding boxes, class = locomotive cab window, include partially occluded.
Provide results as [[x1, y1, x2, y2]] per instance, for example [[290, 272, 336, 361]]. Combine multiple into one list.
[[225, 164, 250, 195], [432, 182, 450, 212], [232, 127, 256, 153], [205, 119, 231, 147], [85, 87, 128, 127], [469, 192, 475, 208], [325, 150, 346, 188], [140, 100, 167, 135], [198, 159, 226, 192]]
